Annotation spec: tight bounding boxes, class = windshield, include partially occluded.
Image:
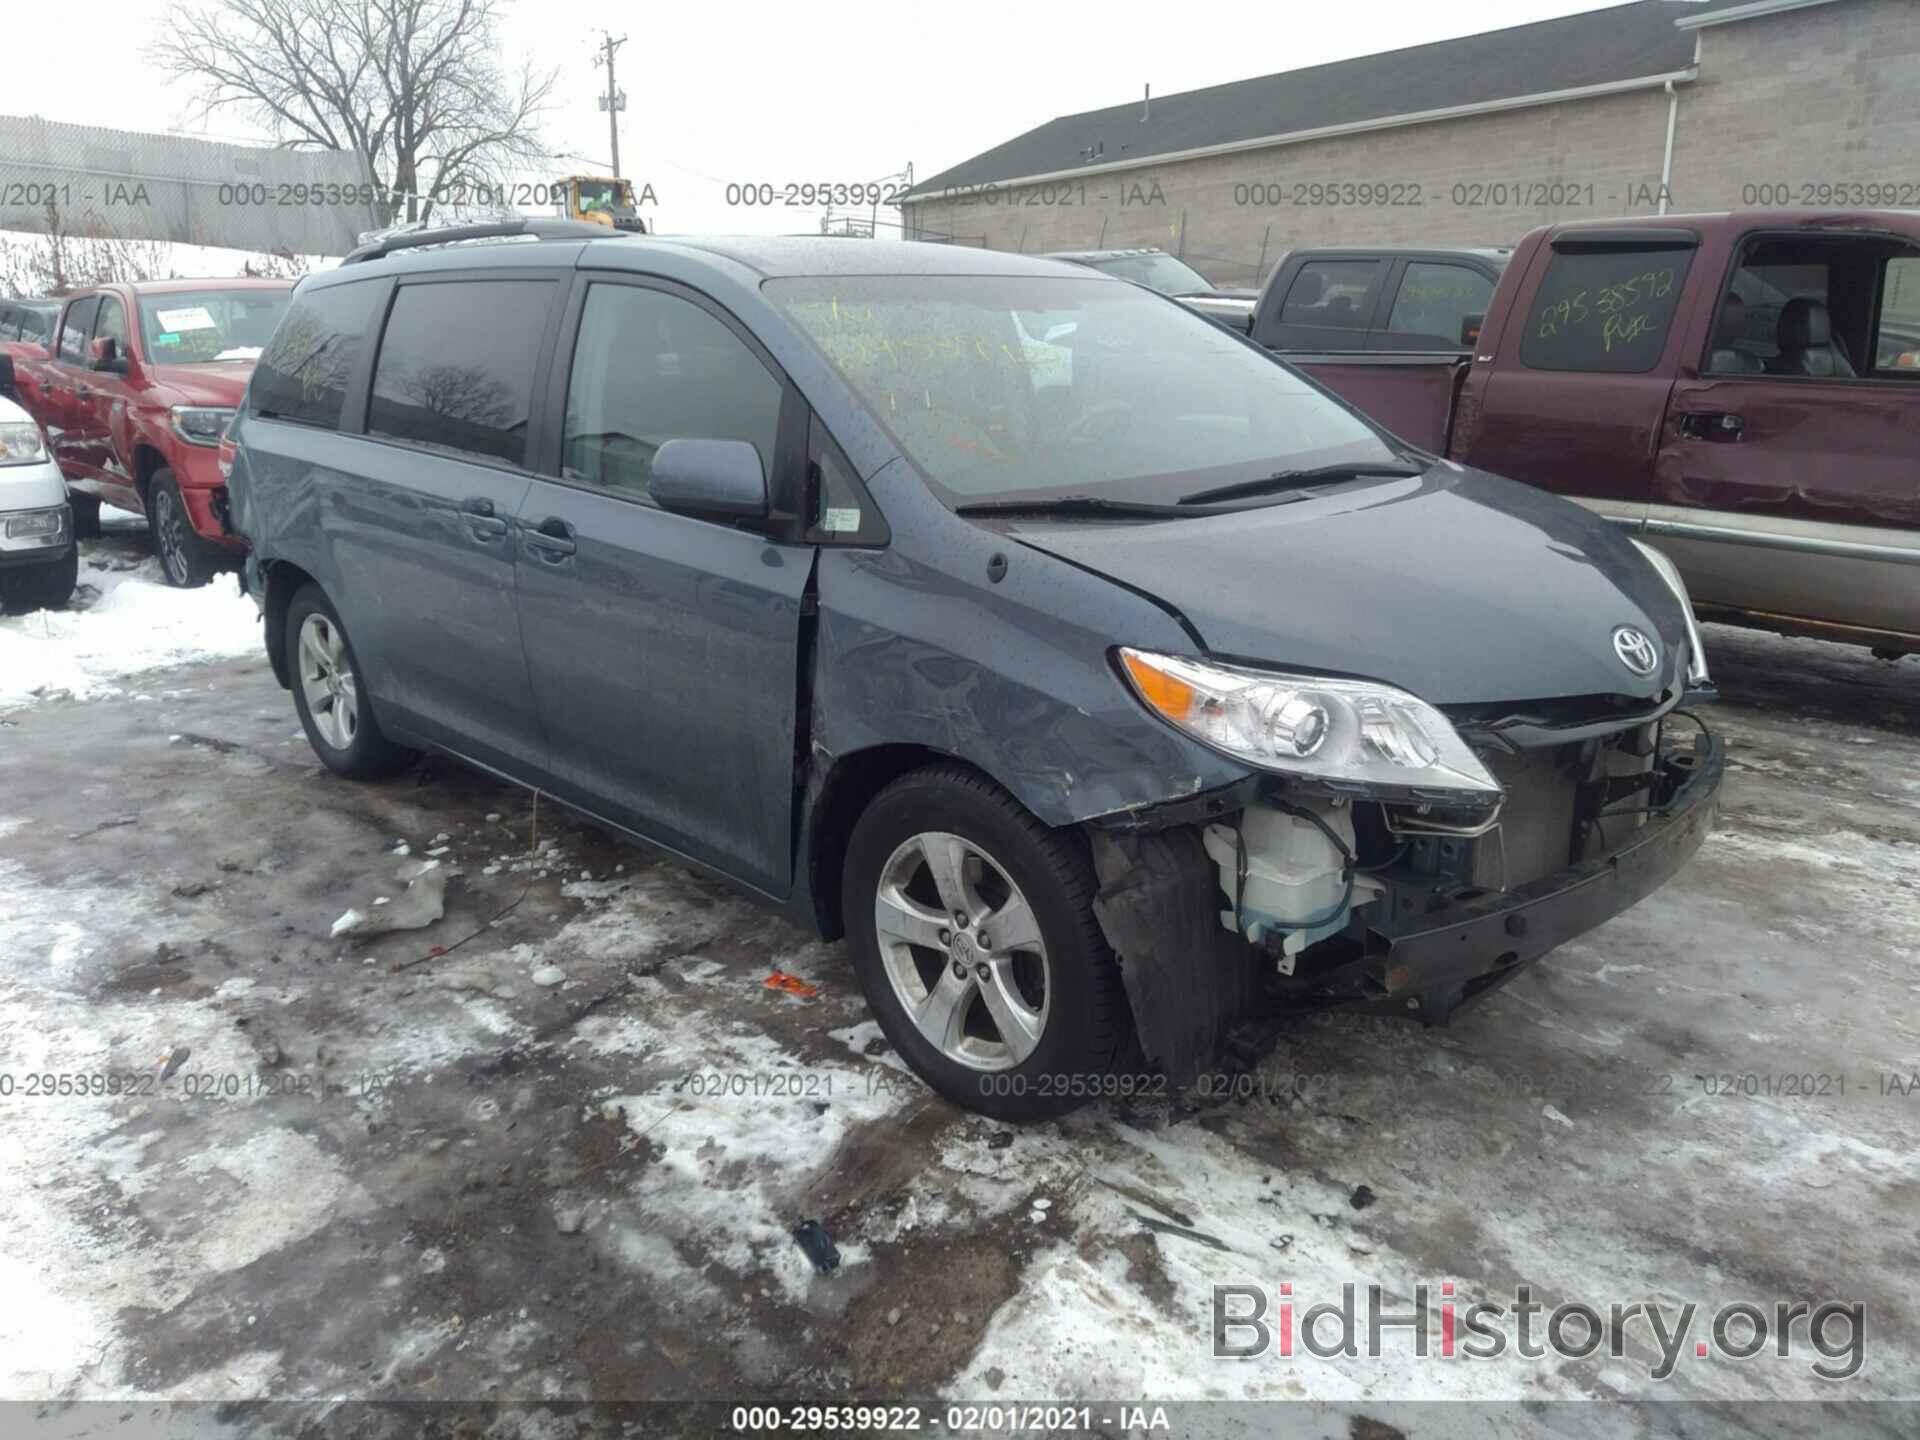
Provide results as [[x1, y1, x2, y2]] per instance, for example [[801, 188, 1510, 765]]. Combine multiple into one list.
[[767, 274, 1402, 507], [576, 180, 635, 216], [1082, 253, 1214, 295], [137, 289, 292, 364]]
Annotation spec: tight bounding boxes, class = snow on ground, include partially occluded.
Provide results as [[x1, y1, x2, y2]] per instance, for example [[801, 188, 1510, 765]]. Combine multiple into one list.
[[0, 517, 261, 711], [1, 615, 1915, 1416]]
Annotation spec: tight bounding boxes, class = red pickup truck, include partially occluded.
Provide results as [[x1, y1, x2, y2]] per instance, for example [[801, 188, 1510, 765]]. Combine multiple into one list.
[[18, 279, 294, 586], [1249, 213, 1920, 658]]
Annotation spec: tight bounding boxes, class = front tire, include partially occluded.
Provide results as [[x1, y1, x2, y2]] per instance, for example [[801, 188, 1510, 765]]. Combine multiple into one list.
[[286, 583, 414, 779], [150, 469, 221, 588], [842, 765, 1131, 1120]]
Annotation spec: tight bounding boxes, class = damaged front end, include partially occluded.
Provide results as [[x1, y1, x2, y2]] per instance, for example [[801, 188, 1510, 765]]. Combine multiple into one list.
[[1088, 680, 1723, 1086]]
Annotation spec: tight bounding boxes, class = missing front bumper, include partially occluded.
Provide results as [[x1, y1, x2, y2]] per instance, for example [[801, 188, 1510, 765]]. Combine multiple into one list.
[[1089, 733, 1723, 1083], [1356, 732, 1724, 1022]]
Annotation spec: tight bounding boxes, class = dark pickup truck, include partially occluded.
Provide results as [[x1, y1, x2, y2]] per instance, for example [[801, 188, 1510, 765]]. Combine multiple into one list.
[[1246, 216, 1920, 657]]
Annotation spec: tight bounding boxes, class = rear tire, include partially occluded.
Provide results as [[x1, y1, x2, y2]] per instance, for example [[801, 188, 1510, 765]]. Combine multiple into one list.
[[150, 469, 220, 589], [286, 583, 414, 779], [842, 765, 1131, 1121], [1, 545, 78, 613]]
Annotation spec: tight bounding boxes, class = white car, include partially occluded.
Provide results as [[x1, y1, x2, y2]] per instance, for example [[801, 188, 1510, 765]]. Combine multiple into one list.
[[0, 392, 76, 612]]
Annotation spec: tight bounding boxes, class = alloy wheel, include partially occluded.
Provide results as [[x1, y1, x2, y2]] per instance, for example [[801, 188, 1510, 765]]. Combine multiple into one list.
[[873, 830, 1051, 1071], [155, 488, 190, 585], [297, 613, 359, 751]]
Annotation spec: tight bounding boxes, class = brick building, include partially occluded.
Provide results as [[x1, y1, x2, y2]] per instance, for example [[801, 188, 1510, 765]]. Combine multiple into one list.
[[898, 0, 1920, 287]]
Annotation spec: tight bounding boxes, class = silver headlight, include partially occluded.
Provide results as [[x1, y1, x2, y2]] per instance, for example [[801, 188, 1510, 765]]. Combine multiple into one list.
[[1630, 539, 1711, 689], [0, 422, 48, 466], [170, 406, 236, 447], [1117, 648, 1502, 801]]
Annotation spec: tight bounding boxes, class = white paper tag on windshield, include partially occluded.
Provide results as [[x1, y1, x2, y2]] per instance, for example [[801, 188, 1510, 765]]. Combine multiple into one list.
[[823, 507, 862, 533], [155, 306, 218, 333]]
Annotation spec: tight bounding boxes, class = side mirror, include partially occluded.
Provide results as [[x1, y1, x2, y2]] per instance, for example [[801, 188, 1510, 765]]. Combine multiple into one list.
[[649, 438, 769, 522], [88, 336, 128, 374], [1459, 313, 1485, 348]]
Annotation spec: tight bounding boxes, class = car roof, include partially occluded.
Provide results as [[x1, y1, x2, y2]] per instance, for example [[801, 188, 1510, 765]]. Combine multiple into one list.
[[341, 228, 1107, 283], [68, 278, 298, 297], [1543, 208, 1920, 238], [1288, 245, 1514, 260], [132, 277, 298, 293], [592, 235, 1101, 279], [1041, 248, 1175, 262]]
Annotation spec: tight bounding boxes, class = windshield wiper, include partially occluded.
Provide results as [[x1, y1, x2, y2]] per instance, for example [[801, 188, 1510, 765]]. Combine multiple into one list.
[[953, 495, 1197, 519], [1177, 461, 1427, 507]]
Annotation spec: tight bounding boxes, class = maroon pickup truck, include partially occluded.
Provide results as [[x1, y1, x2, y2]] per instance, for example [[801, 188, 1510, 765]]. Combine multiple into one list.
[[18, 279, 294, 587], [1250, 214, 1920, 658]]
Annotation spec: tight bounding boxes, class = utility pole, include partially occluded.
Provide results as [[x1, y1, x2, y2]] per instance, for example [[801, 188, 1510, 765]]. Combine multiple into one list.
[[594, 32, 627, 177]]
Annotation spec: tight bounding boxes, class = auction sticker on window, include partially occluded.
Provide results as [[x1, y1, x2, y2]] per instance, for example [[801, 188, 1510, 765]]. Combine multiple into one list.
[[155, 306, 218, 332]]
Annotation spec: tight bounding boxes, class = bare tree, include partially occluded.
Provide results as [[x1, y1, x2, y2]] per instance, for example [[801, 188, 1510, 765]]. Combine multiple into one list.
[[152, 0, 555, 225], [0, 201, 172, 296], [241, 248, 313, 279]]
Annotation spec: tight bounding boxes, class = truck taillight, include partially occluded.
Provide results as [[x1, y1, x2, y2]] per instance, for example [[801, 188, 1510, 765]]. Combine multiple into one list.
[[216, 435, 237, 479]]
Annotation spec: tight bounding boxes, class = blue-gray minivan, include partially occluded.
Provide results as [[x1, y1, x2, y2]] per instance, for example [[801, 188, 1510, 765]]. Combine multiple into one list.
[[228, 222, 1723, 1119]]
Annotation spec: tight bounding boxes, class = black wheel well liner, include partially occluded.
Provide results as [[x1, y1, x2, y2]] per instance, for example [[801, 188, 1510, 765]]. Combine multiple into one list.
[[260, 559, 317, 690], [131, 444, 168, 502]]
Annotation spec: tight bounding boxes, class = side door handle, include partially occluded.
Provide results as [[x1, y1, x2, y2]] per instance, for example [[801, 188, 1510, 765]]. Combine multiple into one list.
[[460, 495, 508, 539], [1676, 411, 1744, 442], [524, 517, 577, 560]]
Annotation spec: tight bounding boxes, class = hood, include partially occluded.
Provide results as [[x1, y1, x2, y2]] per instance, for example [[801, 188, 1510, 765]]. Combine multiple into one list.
[[1000, 465, 1689, 707], [1179, 286, 1259, 301], [146, 361, 255, 409]]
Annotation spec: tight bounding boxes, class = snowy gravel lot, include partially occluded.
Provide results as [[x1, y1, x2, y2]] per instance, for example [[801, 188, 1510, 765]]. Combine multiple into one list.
[[2, 526, 1917, 1435]]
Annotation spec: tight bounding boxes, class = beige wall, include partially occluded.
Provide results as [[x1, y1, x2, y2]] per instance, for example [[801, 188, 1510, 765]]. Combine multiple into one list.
[[901, 0, 1920, 289]]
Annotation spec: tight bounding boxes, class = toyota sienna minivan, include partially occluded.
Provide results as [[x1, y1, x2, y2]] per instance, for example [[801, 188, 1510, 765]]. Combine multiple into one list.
[[228, 222, 1723, 1119]]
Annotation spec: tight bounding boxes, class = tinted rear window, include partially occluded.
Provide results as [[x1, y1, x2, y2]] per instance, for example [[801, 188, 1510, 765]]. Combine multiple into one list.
[[1279, 261, 1377, 330], [1519, 246, 1695, 373], [368, 279, 554, 466], [250, 280, 383, 429]]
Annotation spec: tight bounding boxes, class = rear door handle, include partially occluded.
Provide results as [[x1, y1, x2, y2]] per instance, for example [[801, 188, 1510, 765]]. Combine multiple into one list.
[[524, 518, 576, 559], [460, 495, 507, 539], [1676, 411, 1744, 442]]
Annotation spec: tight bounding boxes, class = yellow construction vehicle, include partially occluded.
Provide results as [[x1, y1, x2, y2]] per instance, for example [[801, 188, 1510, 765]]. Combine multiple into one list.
[[554, 175, 647, 232]]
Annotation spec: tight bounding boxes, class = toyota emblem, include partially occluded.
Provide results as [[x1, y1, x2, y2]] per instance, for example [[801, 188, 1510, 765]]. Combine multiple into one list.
[[1612, 626, 1659, 677]]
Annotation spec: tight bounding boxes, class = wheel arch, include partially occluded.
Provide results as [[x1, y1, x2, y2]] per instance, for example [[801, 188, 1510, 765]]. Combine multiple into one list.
[[261, 559, 319, 690], [130, 443, 168, 507], [802, 743, 1009, 941]]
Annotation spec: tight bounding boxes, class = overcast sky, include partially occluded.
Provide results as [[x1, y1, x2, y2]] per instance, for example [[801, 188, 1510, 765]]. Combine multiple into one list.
[[5, 0, 1651, 247]]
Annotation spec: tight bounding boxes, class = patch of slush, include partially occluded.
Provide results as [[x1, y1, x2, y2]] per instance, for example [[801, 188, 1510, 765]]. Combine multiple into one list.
[[578, 994, 909, 1303], [1705, 825, 1920, 950], [0, 860, 366, 1398], [0, 549, 260, 710], [163, 1129, 371, 1273]]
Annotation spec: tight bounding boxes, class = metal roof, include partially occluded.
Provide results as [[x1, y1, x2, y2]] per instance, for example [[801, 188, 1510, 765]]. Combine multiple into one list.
[[903, 0, 1772, 201]]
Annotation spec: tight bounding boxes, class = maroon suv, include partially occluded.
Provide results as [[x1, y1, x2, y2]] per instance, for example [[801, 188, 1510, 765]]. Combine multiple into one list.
[[19, 279, 294, 586]]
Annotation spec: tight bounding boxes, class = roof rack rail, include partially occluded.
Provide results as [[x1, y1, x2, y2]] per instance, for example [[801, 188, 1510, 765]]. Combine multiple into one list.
[[341, 218, 619, 266]]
